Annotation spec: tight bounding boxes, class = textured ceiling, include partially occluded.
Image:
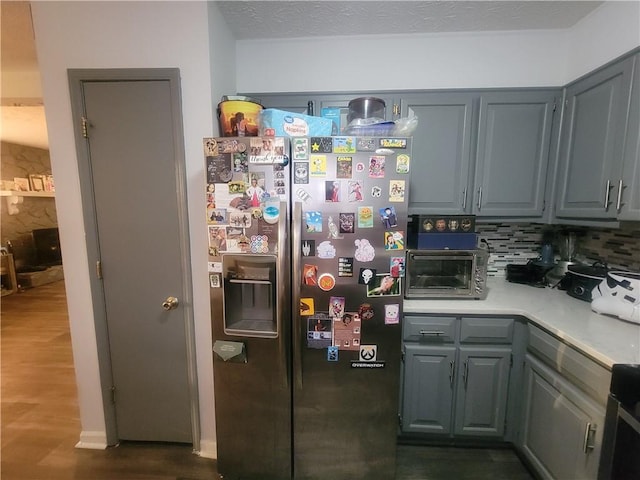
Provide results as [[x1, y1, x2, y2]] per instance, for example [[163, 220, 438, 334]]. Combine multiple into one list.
[[215, 1, 603, 40]]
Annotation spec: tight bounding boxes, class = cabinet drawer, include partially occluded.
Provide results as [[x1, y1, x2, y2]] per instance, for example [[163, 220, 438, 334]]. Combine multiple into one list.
[[460, 317, 514, 344], [403, 316, 456, 342], [528, 325, 610, 405]]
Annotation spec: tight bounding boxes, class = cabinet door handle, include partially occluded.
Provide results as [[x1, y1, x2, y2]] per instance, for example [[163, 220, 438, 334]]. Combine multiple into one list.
[[462, 188, 467, 211], [449, 361, 455, 388], [616, 179, 625, 212], [463, 360, 469, 389], [477, 187, 483, 211], [604, 180, 612, 210], [582, 422, 596, 453], [419, 330, 445, 336]]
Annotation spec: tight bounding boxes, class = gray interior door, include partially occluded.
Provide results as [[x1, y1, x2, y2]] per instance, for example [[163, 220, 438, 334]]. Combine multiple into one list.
[[77, 76, 193, 442]]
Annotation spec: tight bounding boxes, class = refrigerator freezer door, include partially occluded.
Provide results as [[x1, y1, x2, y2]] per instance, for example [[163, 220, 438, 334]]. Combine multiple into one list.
[[292, 137, 410, 479]]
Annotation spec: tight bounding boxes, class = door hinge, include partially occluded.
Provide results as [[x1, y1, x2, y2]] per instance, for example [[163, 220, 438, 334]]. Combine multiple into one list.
[[401, 351, 405, 363], [110, 385, 116, 404], [392, 103, 400, 116], [552, 102, 557, 112], [81, 116, 89, 138], [96, 260, 103, 279]]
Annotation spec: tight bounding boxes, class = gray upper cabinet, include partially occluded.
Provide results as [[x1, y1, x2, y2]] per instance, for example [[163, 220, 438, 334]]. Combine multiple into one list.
[[401, 93, 475, 215], [473, 91, 557, 217], [555, 54, 635, 219], [618, 53, 640, 221]]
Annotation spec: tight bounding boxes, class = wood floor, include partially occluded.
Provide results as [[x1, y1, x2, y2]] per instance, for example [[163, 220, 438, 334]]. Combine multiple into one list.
[[1, 280, 534, 480]]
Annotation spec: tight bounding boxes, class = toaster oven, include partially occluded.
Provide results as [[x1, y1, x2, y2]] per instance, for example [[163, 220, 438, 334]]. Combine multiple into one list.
[[404, 248, 489, 299]]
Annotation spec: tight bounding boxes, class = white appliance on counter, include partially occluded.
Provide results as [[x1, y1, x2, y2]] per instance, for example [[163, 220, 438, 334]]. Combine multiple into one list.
[[591, 271, 640, 324]]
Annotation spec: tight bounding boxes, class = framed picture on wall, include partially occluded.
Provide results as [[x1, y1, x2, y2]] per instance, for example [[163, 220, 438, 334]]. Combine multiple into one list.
[[13, 177, 30, 191], [44, 175, 55, 192], [28, 174, 46, 192]]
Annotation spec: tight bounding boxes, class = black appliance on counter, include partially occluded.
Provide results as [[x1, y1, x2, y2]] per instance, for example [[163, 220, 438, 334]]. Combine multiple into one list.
[[558, 263, 608, 302], [506, 261, 553, 287], [598, 364, 640, 480]]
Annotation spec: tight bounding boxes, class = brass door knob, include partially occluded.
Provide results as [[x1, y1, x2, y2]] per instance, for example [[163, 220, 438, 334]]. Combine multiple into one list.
[[162, 296, 179, 311]]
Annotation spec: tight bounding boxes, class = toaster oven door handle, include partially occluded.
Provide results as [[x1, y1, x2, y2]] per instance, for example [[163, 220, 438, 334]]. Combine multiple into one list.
[[419, 330, 445, 336]]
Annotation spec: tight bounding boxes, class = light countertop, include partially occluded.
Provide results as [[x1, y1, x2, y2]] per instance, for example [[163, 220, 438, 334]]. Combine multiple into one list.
[[404, 277, 640, 368]]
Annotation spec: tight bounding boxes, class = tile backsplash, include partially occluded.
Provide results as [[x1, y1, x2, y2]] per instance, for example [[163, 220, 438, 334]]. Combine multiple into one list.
[[478, 222, 640, 276]]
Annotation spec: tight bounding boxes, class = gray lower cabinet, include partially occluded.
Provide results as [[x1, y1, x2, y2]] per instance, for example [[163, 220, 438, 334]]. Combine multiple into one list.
[[401, 315, 515, 439], [519, 325, 608, 480], [554, 53, 636, 220], [521, 355, 605, 480]]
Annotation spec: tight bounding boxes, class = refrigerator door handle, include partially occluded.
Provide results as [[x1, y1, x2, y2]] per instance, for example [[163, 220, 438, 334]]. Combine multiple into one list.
[[277, 200, 289, 388], [292, 200, 303, 389]]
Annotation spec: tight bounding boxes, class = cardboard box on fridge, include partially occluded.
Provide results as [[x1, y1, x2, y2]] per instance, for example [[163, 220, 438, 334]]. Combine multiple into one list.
[[259, 109, 337, 137]]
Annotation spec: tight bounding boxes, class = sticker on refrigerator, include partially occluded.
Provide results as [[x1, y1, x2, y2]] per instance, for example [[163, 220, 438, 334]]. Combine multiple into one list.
[[368, 156, 385, 178], [339, 213, 355, 234], [390, 256, 405, 278], [327, 216, 342, 239], [203, 137, 218, 156], [226, 227, 250, 253], [209, 273, 221, 288], [333, 137, 357, 154], [310, 137, 333, 153], [348, 180, 364, 202], [302, 240, 316, 257], [379, 206, 398, 228], [309, 155, 327, 177], [228, 211, 252, 228], [206, 155, 233, 183], [303, 264, 318, 286], [208, 208, 227, 225], [305, 211, 323, 233], [389, 180, 405, 202], [208, 261, 222, 273], [366, 274, 401, 297], [358, 303, 374, 320], [317, 273, 336, 291], [337, 156, 353, 178], [295, 187, 312, 203], [380, 138, 407, 149], [232, 152, 249, 173], [317, 241, 336, 259], [359, 345, 377, 362], [208, 226, 227, 252], [292, 137, 309, 160], [355, 162, 365, 173], [326, 181, 341, 202], [249, 235, 269, 253], [358, 268, 377, 285], [329, 296, 345, 319], [333, 313, 361, 351], [248, 137, 286, 164], [357, 138, 377, 151], [396, 154, 410, 173], [384, 231, 405, 250], [293, 162, 309, 184], [371, 186, 382, 198], [300, 297, 315, 316], [217, 138, 247, 154], [384, 304, 400, 324], [307, 313, 332, 349], [327, 346, 339, 362], [338, 257, 353, 277], [354, 238, 376, 262], [357, 206, 374, 228]]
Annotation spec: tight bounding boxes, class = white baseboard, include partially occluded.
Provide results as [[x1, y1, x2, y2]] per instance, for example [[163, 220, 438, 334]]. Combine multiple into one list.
[[75, 430, 108, 450], [196, 439, 217, 459]]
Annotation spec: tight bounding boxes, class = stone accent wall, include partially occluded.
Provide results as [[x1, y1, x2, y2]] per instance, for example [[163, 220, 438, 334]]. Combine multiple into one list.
[[1, 142, 57, 267]]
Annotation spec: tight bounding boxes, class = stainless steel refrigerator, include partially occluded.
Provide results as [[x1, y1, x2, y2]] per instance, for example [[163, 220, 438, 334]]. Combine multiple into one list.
[[205, 135, 411, 479]]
